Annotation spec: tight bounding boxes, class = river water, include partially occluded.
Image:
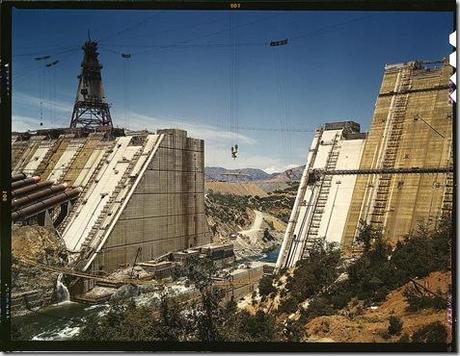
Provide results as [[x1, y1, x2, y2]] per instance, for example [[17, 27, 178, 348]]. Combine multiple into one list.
[[260, 247, 280, 263], [13, 301, 109, 340], [13, 248, 280, 341]]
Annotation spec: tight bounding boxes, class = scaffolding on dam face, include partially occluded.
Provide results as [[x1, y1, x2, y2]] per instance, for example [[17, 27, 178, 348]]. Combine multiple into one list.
[[314, 166, 453, 177]]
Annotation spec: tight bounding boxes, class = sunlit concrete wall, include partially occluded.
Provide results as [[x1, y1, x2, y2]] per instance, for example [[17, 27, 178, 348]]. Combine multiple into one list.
[[12, 128, 210, 273], [276, 122, 366, 269], [341, 61, 453, 254]]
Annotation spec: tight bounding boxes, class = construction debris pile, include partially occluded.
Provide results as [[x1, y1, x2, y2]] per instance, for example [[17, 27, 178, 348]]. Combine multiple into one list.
[[72, 242, 268, 305]]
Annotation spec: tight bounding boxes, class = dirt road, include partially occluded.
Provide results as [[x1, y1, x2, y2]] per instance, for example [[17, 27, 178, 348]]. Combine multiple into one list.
[[239, 210, 264, 243]]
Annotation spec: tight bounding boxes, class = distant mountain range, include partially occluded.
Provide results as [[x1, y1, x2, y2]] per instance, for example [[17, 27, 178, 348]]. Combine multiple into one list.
[[205, 166, 305, 182]]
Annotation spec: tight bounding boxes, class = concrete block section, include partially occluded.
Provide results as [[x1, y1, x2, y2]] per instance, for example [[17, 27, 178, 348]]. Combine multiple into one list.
[[341, 60, 453, 254], [86, 128, 209, 273], [276, 122, 366, 270]]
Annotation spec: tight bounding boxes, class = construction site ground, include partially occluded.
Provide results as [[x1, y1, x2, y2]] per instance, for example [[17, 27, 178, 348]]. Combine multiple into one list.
[[212, 209, 285, 259]]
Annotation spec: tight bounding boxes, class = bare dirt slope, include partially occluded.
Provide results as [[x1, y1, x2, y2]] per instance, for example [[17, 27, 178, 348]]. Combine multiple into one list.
[[231, 210, 286, 259], [305, 271, 451, 343], [12, 225, 67, 265], [211, 209, 286, 259], [206, 181, 268, 197], [239, 210, 265, 243]]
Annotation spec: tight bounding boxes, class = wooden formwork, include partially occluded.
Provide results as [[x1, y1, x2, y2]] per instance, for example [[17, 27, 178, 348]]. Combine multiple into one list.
[[36, 135, 70, 178], [341, 62, 453, 254], [62, 133, 105, 185], [12, 136, 46, 173]]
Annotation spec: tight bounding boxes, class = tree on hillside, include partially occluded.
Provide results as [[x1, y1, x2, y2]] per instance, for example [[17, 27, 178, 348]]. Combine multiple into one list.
[[259, 275, 276, 297], [355, 220, 377, 252], [412, 321, 448, 343], [388, 315, 403, 336]]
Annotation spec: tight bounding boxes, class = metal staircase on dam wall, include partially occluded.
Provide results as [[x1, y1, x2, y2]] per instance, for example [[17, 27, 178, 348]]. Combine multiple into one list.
[[56, 143, 85, 183], [301, 133, 340, 256], [276, 129, 322, 269], [369, 68, 412, 229], [24, 140, 57, 176], [12, 144, 34, 174], [441, 146, 454, 217], [14, 138, 46, 174], [12, 142, 29, 169]]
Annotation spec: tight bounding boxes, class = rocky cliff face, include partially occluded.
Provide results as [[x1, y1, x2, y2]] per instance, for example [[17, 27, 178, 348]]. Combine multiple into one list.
[[12, 225, 69, 315]]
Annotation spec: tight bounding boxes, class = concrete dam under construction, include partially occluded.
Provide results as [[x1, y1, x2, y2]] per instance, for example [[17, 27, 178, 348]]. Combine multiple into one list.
[[277, 60, 453, 269], [11, 38, 453, 307], [8, 8, 456, 345], [12, 128, 210, 273], [11, 39, 210, 276]]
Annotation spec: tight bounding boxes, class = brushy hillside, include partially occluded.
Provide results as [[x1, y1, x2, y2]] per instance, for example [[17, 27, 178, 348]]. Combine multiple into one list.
[[205, 167, 271, 182], [246, 215, 452, 344]]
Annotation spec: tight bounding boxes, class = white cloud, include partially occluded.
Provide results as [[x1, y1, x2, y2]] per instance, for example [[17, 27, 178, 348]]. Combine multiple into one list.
[[14, 92, 72, 114], [12, 114, 50, 132], [12, 103, 305, 173], [118, 111, 257, 145], [264, 163, 301, 174], [264, 162, 305, 173], [205, 145, 303, 173]]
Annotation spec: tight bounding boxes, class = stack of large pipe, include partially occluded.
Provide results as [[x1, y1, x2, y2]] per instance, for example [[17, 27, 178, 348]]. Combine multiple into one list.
[[11, 173, 82, 222], [11, 173, 27, 183]]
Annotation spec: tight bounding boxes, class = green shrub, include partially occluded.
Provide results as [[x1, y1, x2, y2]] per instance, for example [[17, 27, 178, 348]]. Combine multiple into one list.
[[277, 296, 299, 315], [412, 321, 447, 343], [230, 310, 279, 342], [285, 243, 341, 303], [304, 297, 335, 320], [391, 221, 451, 281], [388, 315, 403, 336], [343, 217, 451, 307], [258, 275, 276, 297], [403, 286, 447, 312]]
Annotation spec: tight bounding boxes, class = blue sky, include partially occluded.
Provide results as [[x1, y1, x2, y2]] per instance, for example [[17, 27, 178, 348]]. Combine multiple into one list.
[[12, 10, 452, 172]]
